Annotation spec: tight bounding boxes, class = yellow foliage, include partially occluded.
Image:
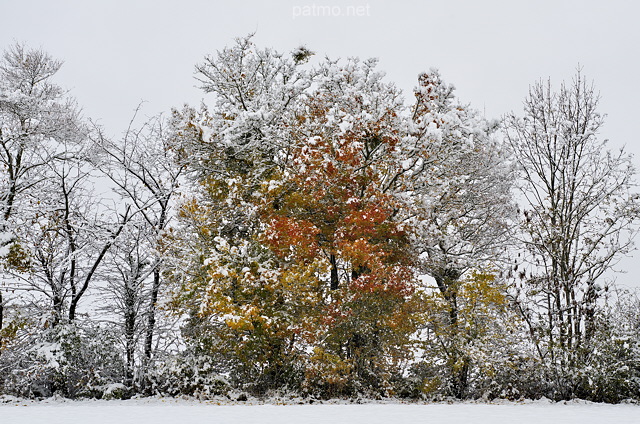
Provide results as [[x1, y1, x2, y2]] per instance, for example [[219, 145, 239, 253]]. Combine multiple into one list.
[[459, 271, 507, 310], [305, 347, 354, 396], [420, 377, 443, 396], [0, 316, 27, 353], [3, 241, 31, 272]]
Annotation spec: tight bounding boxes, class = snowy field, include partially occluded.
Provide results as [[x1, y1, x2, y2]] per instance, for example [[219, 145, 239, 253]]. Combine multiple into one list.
[[2, 398, 639, 424]]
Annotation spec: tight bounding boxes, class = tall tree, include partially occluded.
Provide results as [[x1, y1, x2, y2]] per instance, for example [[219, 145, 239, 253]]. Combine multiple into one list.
[[263, 57, 418, 396], [405, 70, 515, 398], [504, 70, 640, 398], [92, 110, 184, 386], [0, 43, 84, 339], [166, 36, 314, 394]]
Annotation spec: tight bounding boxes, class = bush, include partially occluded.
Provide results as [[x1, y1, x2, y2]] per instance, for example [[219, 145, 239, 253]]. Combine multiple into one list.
[[145, 352, 231, 398], [1, 323, 124, 398]]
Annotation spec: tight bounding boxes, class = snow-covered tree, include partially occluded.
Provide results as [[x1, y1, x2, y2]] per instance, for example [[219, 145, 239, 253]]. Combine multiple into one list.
[[92, 109, 185, 389], [402, 70, 515, 398], [263, 57, 419, 396], [0, 43, 85, 346], [19, 147, 130, 326], [504, 70, 640, 399], [165, 36, 315, 394]]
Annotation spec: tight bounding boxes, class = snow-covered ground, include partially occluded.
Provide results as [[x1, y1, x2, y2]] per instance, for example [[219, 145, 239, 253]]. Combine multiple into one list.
[[1, 397, 639, 424]]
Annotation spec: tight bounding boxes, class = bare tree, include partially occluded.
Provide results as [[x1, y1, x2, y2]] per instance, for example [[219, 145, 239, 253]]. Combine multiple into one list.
[[98, 218, 155, 387], [92, 109, 184, 387], [504, 70, 640, 396], [20, 147, 130, 326]]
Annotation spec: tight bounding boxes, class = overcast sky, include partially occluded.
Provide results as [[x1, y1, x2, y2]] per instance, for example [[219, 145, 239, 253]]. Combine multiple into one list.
[[2, 0, 640, 288]]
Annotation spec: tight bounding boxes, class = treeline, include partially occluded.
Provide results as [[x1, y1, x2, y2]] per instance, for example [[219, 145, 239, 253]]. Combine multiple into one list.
[[0, 37, 639, 402]]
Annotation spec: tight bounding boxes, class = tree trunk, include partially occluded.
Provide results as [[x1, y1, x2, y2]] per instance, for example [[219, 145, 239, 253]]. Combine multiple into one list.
[[124, 304, 135, 387], [451, 358, 469, 399], [144, 266, 161, 359], [52, 295, 64, 327], [330, 254, 339, 290], [0, 289, 4, 350], [434, 269, 468, 398], [0, 290, 3, 331]]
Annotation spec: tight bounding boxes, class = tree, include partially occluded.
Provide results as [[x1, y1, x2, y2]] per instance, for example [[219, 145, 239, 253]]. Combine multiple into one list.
[[92, 109, 185, 388], [404, 70, 515, 398], [166, 36, 314, 394], [19, 148, 130, 326], [504, 70, 640, 399], [416, 271, 528, 399], [0, 43, 85, 344], [263, 57, 419, 396], [0, 81, 130, 396], [168, 40, 421, 395]]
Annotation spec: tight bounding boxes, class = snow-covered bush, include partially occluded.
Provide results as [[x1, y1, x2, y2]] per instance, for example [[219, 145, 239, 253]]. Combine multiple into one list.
[[1, 323, 123, 398], [145, 351, 231, 398]]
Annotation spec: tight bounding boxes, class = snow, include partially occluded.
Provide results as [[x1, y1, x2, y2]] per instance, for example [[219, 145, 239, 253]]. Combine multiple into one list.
[[338, 120, 353, 133], [1, 398, 639, 424], [0, 230, 13, 257], [0, 231, 13, 244], [34, 342, 62, 369]]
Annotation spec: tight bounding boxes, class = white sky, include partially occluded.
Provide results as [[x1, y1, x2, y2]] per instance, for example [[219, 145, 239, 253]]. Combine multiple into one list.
[[2, 0, 640, 289]]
